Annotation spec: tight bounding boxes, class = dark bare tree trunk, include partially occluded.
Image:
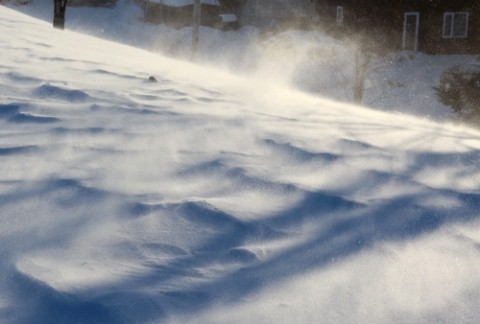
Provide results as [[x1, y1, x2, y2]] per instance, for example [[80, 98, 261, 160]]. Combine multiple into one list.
[[353, 48, 363, 104], [53, 0, 68, 29], [353, 45, 372, 104], [351, 0, 373, 105], [191, 0, 201, 57]]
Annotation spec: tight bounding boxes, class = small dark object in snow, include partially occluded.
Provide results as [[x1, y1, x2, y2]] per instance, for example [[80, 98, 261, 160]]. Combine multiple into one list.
[[148, 76, 158, 83]]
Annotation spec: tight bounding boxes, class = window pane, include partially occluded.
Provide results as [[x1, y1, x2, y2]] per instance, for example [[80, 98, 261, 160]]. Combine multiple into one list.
[[453, 13, 468, 37], [336, 6, 344, 24], [444, 13, 453, 37]]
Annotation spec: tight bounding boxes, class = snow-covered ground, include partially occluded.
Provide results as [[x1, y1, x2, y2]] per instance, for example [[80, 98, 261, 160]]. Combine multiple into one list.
[[10, 0, 479, 123], [1, 4, 480, 324]]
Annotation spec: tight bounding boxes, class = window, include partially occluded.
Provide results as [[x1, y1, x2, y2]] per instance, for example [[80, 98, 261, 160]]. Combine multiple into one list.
[[336, 6, 344, 24], [443, 12, 469, 38]]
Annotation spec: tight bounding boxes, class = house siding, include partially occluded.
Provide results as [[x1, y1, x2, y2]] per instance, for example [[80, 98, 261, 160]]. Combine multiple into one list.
[[314, 0, 480, 54], [241, 0, 315, 29], [398, 0, 480, 54], [68, 0, 117, 7], [143, 0, 228, 28]]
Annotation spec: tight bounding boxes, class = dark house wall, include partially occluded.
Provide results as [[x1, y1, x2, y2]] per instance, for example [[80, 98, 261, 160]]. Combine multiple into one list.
[[220, 0, 242, 16], [410, 0, 480, 54], [240, 0, 315, 29], [143, 0, 240, 29], [314, 0, 480, 54], [68, 0, 117, 7]]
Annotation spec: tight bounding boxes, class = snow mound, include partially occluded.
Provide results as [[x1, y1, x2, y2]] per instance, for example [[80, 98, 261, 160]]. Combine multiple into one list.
[[33, 84, 90, 102], [1, 5, 480, 324]]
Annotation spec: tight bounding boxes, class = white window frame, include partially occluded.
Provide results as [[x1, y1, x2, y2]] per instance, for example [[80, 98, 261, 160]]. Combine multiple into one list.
[[402, 12, 420, 51], [336, 6, 344, 24], [443, 12, 469, 38]]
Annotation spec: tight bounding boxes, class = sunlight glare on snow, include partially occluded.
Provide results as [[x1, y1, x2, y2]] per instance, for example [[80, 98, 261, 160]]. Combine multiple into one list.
[[1, 5, 480, 324]]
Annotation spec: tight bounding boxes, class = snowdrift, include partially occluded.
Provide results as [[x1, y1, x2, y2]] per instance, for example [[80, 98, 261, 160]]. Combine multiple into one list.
[[1, 6, 480, 323]]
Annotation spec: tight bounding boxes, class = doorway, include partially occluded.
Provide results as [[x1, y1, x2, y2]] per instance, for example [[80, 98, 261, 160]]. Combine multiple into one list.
[[403, 12, 420, 51]]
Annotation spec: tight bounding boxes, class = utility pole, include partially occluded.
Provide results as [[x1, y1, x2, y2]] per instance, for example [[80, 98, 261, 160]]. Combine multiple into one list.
[[192, 0, 201, 57]]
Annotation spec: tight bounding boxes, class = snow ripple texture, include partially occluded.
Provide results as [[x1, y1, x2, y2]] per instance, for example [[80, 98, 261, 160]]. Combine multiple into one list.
[[0, 5, 480, 324]]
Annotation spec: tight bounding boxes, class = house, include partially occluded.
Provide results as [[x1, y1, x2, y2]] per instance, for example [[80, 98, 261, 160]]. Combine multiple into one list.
[[143, 0, 240, 30], [313, 0, 480, 54], [142, 0, 318, 31], [240, 0, 316, 29], [68, 0, 117, 7]]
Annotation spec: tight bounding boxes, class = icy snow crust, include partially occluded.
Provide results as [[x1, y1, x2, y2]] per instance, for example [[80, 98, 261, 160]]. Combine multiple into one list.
[[1, 6, 480, 324]]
